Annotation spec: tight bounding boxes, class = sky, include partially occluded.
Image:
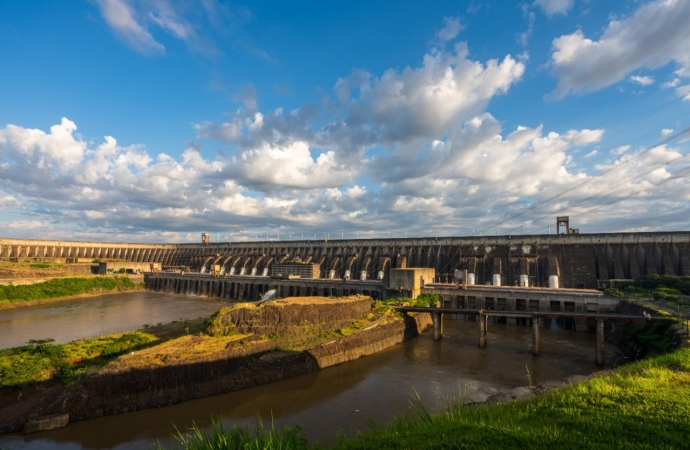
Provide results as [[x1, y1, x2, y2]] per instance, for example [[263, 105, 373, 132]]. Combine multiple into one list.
[[1, 0, 689, 243]]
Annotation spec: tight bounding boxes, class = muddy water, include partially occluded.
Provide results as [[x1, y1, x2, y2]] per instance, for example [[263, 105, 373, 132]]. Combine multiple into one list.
[[0, 292, 230, 349], [0, 312, 622, 449]]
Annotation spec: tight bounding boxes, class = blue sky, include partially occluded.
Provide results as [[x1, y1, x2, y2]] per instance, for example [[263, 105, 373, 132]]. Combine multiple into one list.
[[1, 0, 689, 242]]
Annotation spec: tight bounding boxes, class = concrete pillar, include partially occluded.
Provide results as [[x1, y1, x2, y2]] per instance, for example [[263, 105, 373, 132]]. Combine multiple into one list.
[[493, 274, 501, 286], [596, 318, 605, 367], [479, 313, 487, 348], [519, 275, 529, 287], [432, 312, 442, 341], [533, 315, 540, 356]]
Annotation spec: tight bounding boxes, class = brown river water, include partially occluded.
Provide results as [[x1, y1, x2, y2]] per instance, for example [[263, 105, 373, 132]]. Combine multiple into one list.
[[0, 292, 622, 449]]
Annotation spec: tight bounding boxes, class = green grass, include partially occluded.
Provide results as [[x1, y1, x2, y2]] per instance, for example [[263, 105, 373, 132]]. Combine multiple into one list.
[[382, 293, 440, 309], [0, 331, 157, 389], [0, 276, 142, 306], [614, 275, 690, 297], [161, 348, 690, 449]]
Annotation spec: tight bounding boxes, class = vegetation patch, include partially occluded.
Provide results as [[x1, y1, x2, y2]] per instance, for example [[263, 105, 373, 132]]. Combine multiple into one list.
[[0, 276, 142, 306], [617, 317, 681, 357], [381, 293, 440, 309], [162, 348, 690, 450], [0, 331, 157, 389]]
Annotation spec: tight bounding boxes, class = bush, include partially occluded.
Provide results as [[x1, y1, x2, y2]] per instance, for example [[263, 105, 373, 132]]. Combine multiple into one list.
[[604, 288, 624, 297]]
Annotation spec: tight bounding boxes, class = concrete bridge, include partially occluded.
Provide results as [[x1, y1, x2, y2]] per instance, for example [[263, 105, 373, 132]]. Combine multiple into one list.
[[3, 231, 690, 289], [396, 306, 665, 366]]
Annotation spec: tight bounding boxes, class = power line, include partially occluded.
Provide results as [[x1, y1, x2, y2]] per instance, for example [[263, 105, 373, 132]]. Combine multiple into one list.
[[507, 151, 690, 234], [475, 124, 690, 236]]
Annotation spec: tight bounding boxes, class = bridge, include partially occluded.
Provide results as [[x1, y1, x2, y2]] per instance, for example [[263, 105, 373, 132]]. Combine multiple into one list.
[[396, 306, 665, 366]]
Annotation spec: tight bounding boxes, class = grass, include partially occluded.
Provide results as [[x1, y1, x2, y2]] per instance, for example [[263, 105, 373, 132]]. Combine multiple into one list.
[[160, 348, 690, 449], [0, 331, 157, 389], [0, 317, 214, 390], [0, 276, 143, 306], [381, 293, 440, 309]]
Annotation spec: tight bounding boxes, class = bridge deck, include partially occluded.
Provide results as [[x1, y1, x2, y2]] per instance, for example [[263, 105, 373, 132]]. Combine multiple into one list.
[[395, 307, 665, 322]]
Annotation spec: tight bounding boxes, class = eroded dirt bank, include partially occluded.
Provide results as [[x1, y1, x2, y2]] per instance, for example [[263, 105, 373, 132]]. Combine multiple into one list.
[[1, 296, 431, 434]]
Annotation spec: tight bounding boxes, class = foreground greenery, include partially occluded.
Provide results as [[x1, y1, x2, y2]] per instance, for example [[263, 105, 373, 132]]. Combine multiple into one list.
[[0, 276, 142, 306], [159, 348, 690, 449]]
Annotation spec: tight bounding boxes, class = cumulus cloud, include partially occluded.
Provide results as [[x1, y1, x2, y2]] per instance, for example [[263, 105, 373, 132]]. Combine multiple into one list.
[[548, 0, 690, 97], [1, 115, 688, 240], [333, 43, 524, 143], [534, 0, 575, 17]]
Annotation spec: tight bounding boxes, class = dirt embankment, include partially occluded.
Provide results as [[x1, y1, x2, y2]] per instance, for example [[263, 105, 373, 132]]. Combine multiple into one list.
[[2, 297, 432, 434]]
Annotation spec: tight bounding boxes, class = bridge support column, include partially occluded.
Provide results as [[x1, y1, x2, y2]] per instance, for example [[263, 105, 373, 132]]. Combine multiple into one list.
[[596, 318, 605, 367], [532, 315, 540, 356], [432, 311, 443, 341], [479, 312, 488, 348]]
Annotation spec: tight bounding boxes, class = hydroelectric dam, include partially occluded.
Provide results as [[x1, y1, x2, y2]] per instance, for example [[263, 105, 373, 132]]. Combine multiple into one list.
[[3, 231, 689, 289]]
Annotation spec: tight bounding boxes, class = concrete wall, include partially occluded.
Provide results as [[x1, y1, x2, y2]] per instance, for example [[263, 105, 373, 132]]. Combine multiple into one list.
[[98, 262, 160, 274], [389, 268, 436, 298], [4, 231, 690, 289]]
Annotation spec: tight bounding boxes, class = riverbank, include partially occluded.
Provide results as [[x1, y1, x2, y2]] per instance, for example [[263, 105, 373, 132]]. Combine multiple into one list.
[[162, 347, 690, 449], [0, 296, 431, 434], [0, 276, 144, 310]]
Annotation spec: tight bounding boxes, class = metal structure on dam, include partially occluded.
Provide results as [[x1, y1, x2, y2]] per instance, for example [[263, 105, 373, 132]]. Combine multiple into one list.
[[2, 231, 690, 289]]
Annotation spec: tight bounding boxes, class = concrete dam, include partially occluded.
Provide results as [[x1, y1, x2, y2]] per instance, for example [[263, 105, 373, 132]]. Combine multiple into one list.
[[3, 231, 690, 289]]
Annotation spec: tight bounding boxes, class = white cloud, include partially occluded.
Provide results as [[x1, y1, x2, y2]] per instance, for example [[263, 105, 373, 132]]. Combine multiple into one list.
[[334, 42, 525, 143], [1, 116, 689, 240], [94, 0, 255, 58], [435, 16, 463, 42], [95, 0, 165, 55], [661, 129, 674, 137], [630, 75, 655, 86], [662, 77, 681, 88], [548, 0, 690, 97], [534, 0, 575, 17], [584, 150, 598, 158], [225, 141, 358, 190], [610, 145, 631, 155], [677, 84, 690, 101], [0, 118, 86, 169]]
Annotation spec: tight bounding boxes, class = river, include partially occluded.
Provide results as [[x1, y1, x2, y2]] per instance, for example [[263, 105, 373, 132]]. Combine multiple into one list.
[[0, 294, 622, 449], [0, 292, 230, 350]]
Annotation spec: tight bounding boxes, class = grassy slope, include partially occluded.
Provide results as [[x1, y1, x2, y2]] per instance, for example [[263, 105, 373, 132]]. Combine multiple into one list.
[[339, 350, 690, 449], [164, 349, 690, 450], [0, 276, 142, 307]]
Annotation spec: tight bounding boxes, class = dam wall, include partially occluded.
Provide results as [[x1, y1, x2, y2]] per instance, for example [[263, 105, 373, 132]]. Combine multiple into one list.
[[3, 231, 690, 289]]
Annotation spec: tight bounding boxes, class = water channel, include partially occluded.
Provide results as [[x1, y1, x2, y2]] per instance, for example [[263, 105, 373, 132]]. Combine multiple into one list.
[[0, 293, 623, 449]]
